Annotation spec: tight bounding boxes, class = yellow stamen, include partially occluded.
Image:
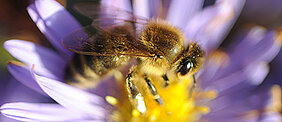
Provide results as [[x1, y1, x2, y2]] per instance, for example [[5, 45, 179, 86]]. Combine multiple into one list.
[[274, 27, 282, 46], [270, 85, 281, 113], [106, 96, 118, 105], [8, 60, 27, 66], [110, 73, 215, 121], [208, 50, 230, 67], [132, 109, 140, 117], [195, 106, 210, 114], [196, 90, 218, 99]]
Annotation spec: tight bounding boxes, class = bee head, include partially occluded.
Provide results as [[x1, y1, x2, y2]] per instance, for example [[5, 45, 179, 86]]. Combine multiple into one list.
[[175, 43, 204, 77]]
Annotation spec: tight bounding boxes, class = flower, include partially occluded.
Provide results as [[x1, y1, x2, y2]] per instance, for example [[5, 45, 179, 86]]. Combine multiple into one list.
[[1, 0, 282, 121]]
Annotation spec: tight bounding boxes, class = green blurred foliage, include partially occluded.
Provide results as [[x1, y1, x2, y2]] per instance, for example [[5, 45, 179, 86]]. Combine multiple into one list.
[[0, 37, 14, 70]]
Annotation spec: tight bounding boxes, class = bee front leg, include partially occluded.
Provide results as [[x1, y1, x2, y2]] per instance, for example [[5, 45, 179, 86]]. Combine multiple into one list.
[[162, 74, 169, 87], [126, 72, 146, 114], [144, 74, 164, 105]]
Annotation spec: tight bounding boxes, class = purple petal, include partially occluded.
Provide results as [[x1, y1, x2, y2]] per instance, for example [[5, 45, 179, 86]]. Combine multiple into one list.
[[228, 28, 281, 64], [101, 0, 131, 10], [1, 102, 89, 121], [199, 27, 281, 90], [101, 0, 132, 23], [185, 0, 245, 52], [7, 63, 46, 96], [4, 40, 66, 80], [198, 50, 229, 87], [257, 112, 282, 122], [204, 88, 272, 121], [133, 0, 150, 18], [148, 0, 163, 18], [0, 77, 49, 103], [33, 73, 108, 119], [202, 62, 269, 91], [210, 78, 271, 113], [0, 78, 49, 121], [214, 28, 281, 82], [27, 0, 81, 58], [166, 0, 203, 28], [0, 78, 50, 121]]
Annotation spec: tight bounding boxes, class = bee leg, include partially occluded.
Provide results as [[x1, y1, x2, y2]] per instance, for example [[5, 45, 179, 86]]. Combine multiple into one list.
[[189, 74, 196, 98], [126, 72, 146, 114], [144, 75, 164, 105], [162, 74, 169, 87]]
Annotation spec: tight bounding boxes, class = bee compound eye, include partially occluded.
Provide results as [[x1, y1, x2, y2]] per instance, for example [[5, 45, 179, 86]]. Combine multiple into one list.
[[178, 61, 193, 76]]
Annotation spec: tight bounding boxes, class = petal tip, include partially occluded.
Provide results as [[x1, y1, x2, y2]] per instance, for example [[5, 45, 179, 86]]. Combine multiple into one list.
[[34, 0, 64, 19]]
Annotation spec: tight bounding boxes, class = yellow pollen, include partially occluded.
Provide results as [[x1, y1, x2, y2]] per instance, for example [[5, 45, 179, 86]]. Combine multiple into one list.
[[132, 109, 140, 117], [111, 74, 215, 121], [149, 109, 160, 121], [105, 96, 118, 105]]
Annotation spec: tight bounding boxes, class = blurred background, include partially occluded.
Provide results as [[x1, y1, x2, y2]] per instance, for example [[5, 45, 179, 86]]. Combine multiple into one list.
[[0, 0, 281, 121]]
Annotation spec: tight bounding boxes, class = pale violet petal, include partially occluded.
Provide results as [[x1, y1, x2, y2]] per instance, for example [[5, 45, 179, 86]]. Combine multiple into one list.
[[212, 28, 281, 82], [7, 63, 46, 96], [101, 0, 131, 11], [205, 62, 269, 92], [185, 0, 245, 52], [4, 40, 65, 80], [101, 0, 132, 23], [198, 50, 228, 87], [27, 0, 81, 58], [206, 88, 272, 121], [207, 80, 271, 116], [227, 28, 281, 64], [133, 0, 150, 18], [166, 0, 204, 28], [1, 102, 89, 121], [1, 78, 49, 103], [33, 73, 108, 119], [148, 0, 163, 18], [257, 112, 282, 122]]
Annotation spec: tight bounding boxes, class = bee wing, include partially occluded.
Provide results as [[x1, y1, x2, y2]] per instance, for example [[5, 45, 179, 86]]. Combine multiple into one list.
[[62, 25, 153, 57], [73, 1, 148, 28]]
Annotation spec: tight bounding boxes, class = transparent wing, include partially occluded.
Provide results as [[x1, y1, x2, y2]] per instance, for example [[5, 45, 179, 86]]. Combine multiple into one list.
[[62, 25, 153, 57], [73, 1, 148, 27]]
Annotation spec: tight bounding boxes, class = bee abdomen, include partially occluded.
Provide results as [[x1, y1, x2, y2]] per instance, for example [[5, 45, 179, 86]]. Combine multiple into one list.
[[64, 54, 100, 85], [64, 54, 130, 87]]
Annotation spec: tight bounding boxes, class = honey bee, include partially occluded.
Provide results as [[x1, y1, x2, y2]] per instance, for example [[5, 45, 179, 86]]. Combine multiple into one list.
[[63, 2, 204, 112]]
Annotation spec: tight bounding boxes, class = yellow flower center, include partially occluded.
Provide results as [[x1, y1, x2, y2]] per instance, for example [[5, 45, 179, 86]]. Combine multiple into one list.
[[106, 74, 216, 122]]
